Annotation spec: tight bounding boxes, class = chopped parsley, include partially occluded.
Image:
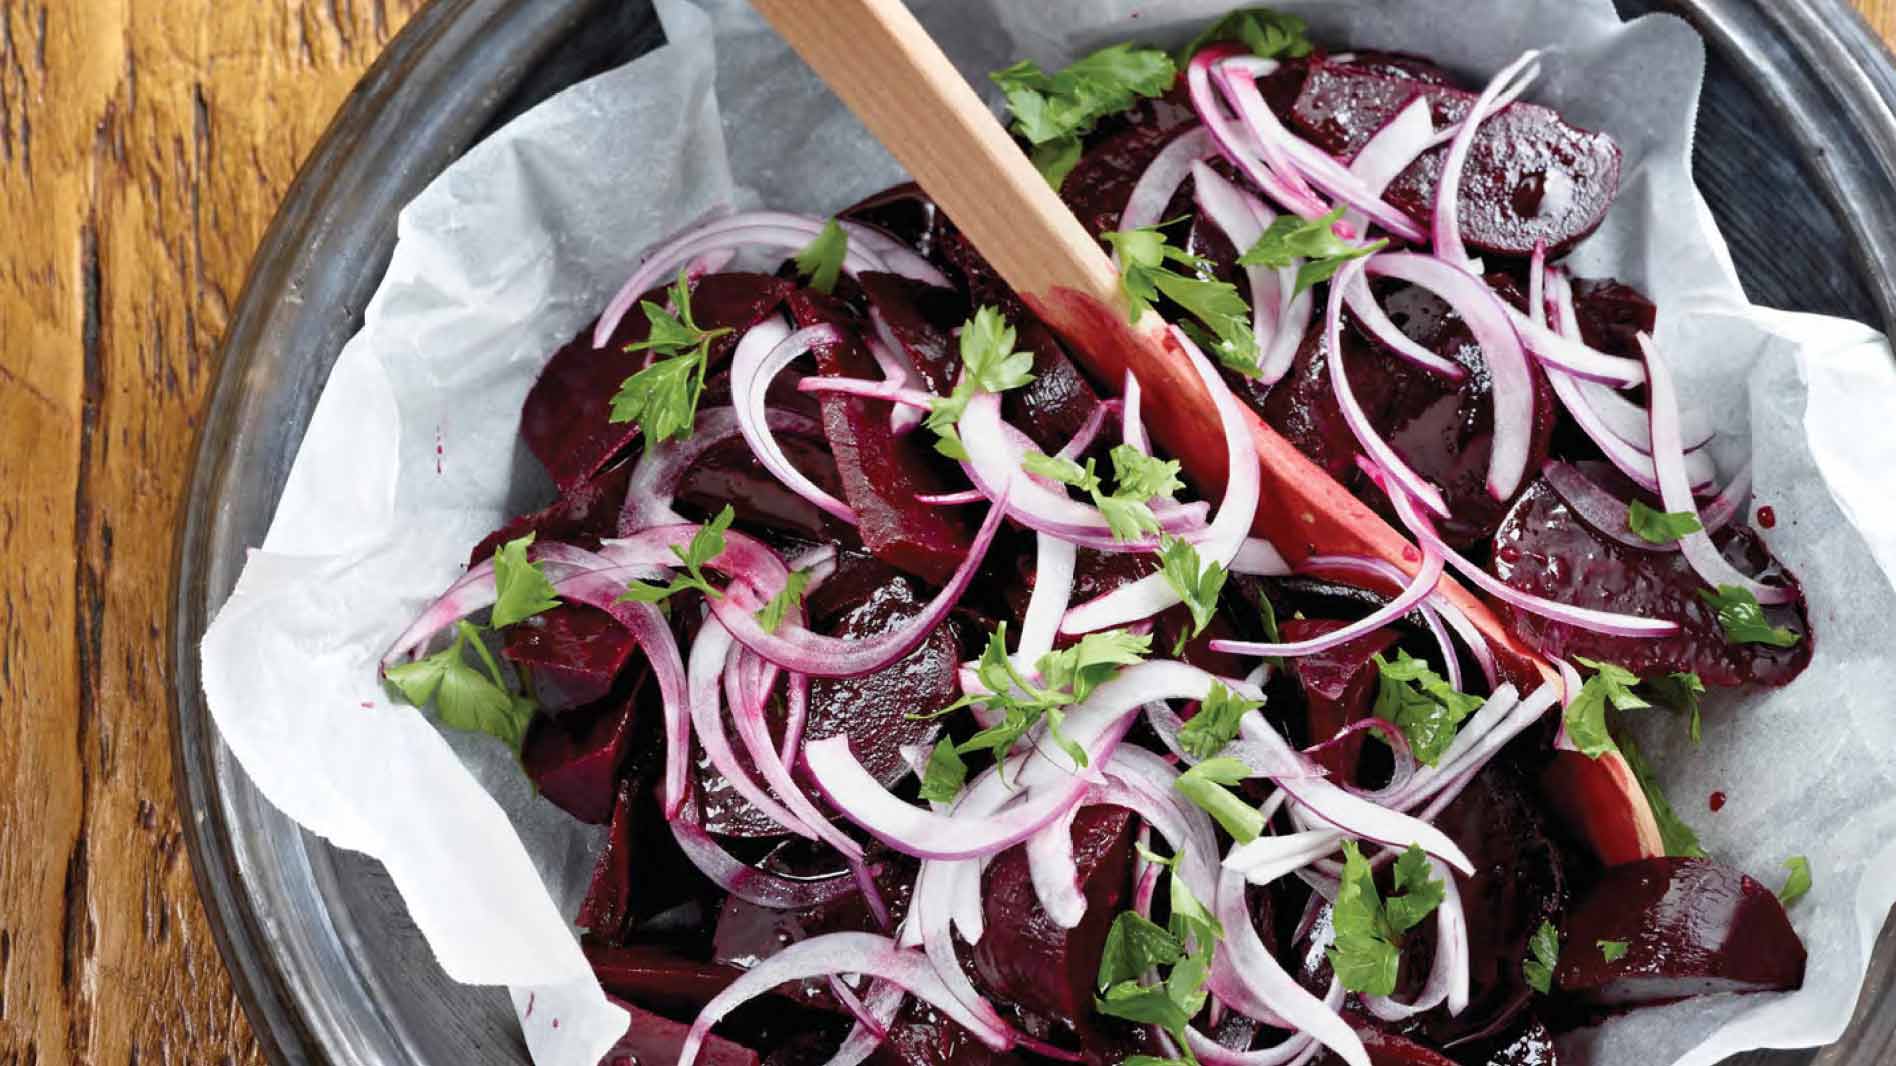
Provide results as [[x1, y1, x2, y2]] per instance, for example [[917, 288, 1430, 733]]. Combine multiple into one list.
[[1598, 939, 1630, 963], [1103, 224, 1260, 376], [924, 305, 1036, 460], [1175, 757, 1264, 844], [1095, 855, 1222, 1062], [608, 268, 733, 447], [1523, 920, 1560, 994], [1779, 856, 1812, 906], [1177, 681, 1264, 760], [754, 568, 813, 634], [792, 219, 848, 294], [1158, 534, 1228, 654], [1371, 650, 1485, 766], [1644, 670, 1707, 744], [1626, 500, 1702, 545], [1563, 657, 1650, 759], [991, 43, 1177, 189], [945, 625, 1151, 768], [1327, 842, 1445, 996], [1175, 7, 1313, 66], [385, 620, 536, 751], [1237, 205, 1387, 293], [1022, 443, 1182, 542], [1618, 734, 1707, 859], [490, 533, 560, 628], [917, 737, 969, 805], [618, 505, 734, 606], [1698, 585, 1800, 648]]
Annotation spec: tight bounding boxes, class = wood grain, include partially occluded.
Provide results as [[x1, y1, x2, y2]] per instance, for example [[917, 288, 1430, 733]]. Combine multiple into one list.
[[0, 3, 1887, 1066], [0, 4, 420, 1064]]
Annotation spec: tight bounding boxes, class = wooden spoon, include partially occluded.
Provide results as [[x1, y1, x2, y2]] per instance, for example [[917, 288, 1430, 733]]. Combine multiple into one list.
[[751, 0, 1661, 862]]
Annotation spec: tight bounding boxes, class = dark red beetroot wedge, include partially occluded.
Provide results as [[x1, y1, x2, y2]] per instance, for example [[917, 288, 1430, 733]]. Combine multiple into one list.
[[789, 289, 974, 585], [1463, 1013, 1560, 1066], [1315, 1019, 1460, 1066], [1289, 61, 1621, 257], [1555, 857, 1806, 1005], [521, 681, 642, 824], [1568, 277, 1657, 358], [585, 942, 749, 1014], [577, 779, 639, 940], [601, 995, 760, 1066], [1281, 618, 1401, 779], [868, 1001, 1030, 1066], [524, 273, 793, 490], [1025, 290, 1662, 866], [670, 427, 850, 544], [1490, 477, 1812, 688], [504, 606, 638, 712], [969, 805, 1137, 1052], [468, 459, 632, 566], [857, 271, 969, 396], [1058, 88, 1199, 238]]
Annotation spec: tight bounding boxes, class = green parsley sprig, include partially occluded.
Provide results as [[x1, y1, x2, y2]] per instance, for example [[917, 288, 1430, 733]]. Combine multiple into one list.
[[490, 532, 561, 628], [1523, 919, 1560, 994], [937, 624, 1151, 769], [1372, 650, 1484, 766], [1238, 205, 1387, 293], [1158, 534, 1228, 655], [1175, 7, 1313, 66], [918, 737, 969, 805], [925, 306, 1036, 460], [754, 568, 812, 635], [1177, 681, 1265, 760], [1699, 585, 1800, 648], [618, 505, 735, 606], [608, 268, 733, 448], [385, 620, 536, 751], [1175, 757, 1264, 843], [1095, 852, 1223, 1063], [1626, 499, 1702, 545], [1023, 443, 1183, 542], [1327, 842, 1446, 996], [1103, 225, 1261, 377], [991, 43, 1177, 190], [793, 219, 848, 295]]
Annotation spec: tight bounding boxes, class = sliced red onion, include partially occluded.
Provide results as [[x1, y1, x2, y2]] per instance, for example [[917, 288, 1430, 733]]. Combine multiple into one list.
[[679, 932, 1013, 1066], [601, 524, 792, 598], [843, 222, 952, 288], [1699, 461, 1751, 535], [827, 978, 890, 1042], [1223, 828, 1345, 886], [1057, 398, 1119, 462], [1212, 550, 1443, 660], [1434, 52, 1542, 268], [1542, 459, 1680, 552], [1516, 272, 1646, 386], [917, 489, 986, 506], [958, 393, 1209, 550], [1295, 553, 1464, 692], [1322, 258, 1451, 517], [1421, 61, 1537, 152], [821, 984, 907, 1066], [1349, 96, 1435, 201], [1640, 334, 1796, 605], [1231, 537, 1292, 577], [669, 799, 860, 910], [868, 310, 931, 436], [1063, 328, 1260, 633], [796, 375, 938, 409], [1186, 48, 1334, 221], [1364, 853, 1468, 1020], [1342, 269, 1466, 381], [1121, 370, 1151, 455], [1304, 717, 1418, 806], [690, 619, 819, 839], [1365, 252, 1534, 500], [1120, 126, 1216, 236], [621, 403, 827, 531], [704, 497, 1007, 677], [1192, 160, 1299, 385], [731, 321, 859, 524], [1026, 806, 1086, 929], [1545, 270, 1709, 446], [1214, 53, 1427, 243], [1212, 865, 1368, 1066], [1364, 458, 1680, 637], [1017, 533, 1078, 672], [1143, 695, 1318, 778]]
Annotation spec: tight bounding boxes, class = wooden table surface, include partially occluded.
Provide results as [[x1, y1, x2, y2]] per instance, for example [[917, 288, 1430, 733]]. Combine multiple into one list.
[[0, 1, 1891, 1063]]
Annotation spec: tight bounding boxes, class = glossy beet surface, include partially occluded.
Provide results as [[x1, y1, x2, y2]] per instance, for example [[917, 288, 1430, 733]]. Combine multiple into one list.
[[1555, 857, 1807, 1005], [1490, 478, 1811, 686], [714, 849, 915, 1011], [522, 274, 792, 489], [1289, 61, 1621, 257], [1283, 618, 1401, 779], [970, 806, 1138, 1048], [601, 996, 760, 1066], [576, 780, 639, 940], [503, 605, 638, 711], [521, 684, 640, 824], [469, 459, 631, 565]]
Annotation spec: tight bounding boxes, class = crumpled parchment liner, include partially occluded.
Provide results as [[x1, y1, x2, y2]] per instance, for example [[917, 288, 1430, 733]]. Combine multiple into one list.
[[199, 1, 1896, 1063]]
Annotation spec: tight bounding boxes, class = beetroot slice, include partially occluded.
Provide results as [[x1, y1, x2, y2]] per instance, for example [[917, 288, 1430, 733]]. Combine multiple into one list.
[[969, 805, 1137, 1047], [1489, 478, 1811, 687], [523, 273, 792, 490], [670, 428, 849, 544], [790, 289, 974, 586], [1058, 87, 1199, 238], [867, 1000, 1029, 1066], [601, 995, 760, 1066], [577, 779, 640, 940], [1315, 1019, 1459, 1066], [1568, 277, 1657, 359], [858, 271, 969, 396], [1554, 857, 1806, 1005], [585, 942, 748, 1015], [1282, 617, 1401, 780], [468, 460, 632, 566], [504, 605, 638, 712], [1289, 61, 1621, 257], [522, 682, 642, 825]]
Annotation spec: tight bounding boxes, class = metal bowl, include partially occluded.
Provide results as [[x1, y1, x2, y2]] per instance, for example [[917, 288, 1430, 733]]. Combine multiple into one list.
[[168, 1, 1896, 1062]]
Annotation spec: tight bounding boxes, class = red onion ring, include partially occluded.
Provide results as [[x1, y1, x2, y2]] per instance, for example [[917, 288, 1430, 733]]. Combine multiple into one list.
[[1639, 334, 1797, 604], [1192, 160, 1301, 384], [1186, 48, 1331, 221], [1342, 269, 1467, 381], [731, 320, 860, 524], [620, 404, 827, 531], [679, 933, 1013, 1066], [1365, 252, 1535, 500], [1295, 553, 1467, 692], [1062, 328, 1262, 633], [1363, 457, 1681, 637], [796, 375, 938, 409], [1119, 126, 1216, 236], [1542, 459, 1682, 552], [1016, 533, 1078, 672], [1211, 549, 1444, 660], [1434, 52, 1542, 267], [1121, 370, 1151, 455], [1231, 537, 1292, 576], [668, 799, 861, 910]]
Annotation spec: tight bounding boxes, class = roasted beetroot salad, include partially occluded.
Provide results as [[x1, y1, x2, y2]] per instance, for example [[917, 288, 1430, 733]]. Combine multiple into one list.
[[379, 9, 1814, 1066]]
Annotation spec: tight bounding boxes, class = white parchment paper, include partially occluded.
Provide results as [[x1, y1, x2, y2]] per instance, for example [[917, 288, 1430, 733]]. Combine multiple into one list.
[[199, 1, 1896, 1064]]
